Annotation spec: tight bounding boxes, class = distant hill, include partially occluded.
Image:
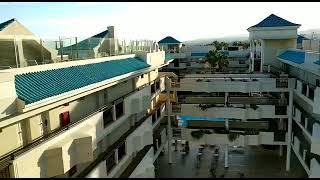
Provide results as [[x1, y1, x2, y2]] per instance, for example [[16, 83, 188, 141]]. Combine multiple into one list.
[[183, 34, 249, 45], [183, 29, 320, 46]]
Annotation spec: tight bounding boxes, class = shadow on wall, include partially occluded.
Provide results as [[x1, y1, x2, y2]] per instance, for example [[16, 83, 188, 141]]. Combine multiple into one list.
[[1, 98, 17, 117]]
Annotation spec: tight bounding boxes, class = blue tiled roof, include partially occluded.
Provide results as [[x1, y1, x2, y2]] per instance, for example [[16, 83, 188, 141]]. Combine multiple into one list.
[[158, 36, 181, 44], [297, 35, 309, 44], [15, 57, 149, 104], [249, 14, 300, 28], [278, 50, 305, 64], [177, 116, 225, 121], [165, 53, 174, 62], [191, 52, 208, 57], [59, 30, 109, 53], [0, 18, 15, 31], [177, 116, 225, 128]]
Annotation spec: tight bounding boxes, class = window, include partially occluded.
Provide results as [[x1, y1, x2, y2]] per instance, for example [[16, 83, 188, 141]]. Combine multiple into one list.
[[106, 151, 116, 174], [155, 81, 160, 91], [301, 113, 306, 126], [141, 74, 144, 79], [67, 165, 77, 177], [239, 60, 245, 64], [60, 111, 70, 127], [0, 165, 11, 178], [186, 62, 191, 66], [302, 83, 307, 95], [275, 106, 287, 115], [103, 108, 113, 128], [274, 131, 286, 142], [158, 137, 162, 147], [117, 142, 126, 161], [173, 59, 179, 67], [151, 83, 155, 94], [157, 108, 161, 119], [115, 101, 124, 119], [309, 86, 315, 100], [293, 106, 296, 117], [152, 114, 156, 124]]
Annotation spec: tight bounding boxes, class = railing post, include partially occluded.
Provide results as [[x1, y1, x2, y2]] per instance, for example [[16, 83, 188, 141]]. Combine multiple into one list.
[[165, 77, 173, 164]]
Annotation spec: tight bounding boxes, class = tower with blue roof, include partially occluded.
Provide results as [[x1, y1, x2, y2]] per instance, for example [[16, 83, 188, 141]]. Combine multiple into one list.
[[247, 14, 301, 72]]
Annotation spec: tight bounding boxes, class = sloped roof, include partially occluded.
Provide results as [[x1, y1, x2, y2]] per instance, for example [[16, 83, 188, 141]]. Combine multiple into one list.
[[277, 50, 305, 64], [158, 36, 181, 44], [297, 35, 309, 44], [59, 30, 109, 53], [15, 57, 149, 104], [249, 14, 300, 29], [0, 18, 16, 31], [165, 53, 174, 62]]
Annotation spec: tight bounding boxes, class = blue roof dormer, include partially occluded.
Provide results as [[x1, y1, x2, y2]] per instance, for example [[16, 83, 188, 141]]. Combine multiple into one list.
[[249, 14, 300, 29], [158, 36, 181, 44]]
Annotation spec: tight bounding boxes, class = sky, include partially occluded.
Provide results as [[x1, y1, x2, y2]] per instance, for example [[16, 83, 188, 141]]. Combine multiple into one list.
[[1, 2, 320, 41]]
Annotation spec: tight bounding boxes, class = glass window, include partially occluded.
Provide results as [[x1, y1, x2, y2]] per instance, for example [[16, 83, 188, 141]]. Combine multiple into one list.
[[115, 102, 124, 119], [117, 142, 126, 161], [157, 108, 161, 119], [152, 113, 156, 124], [103, 108, 113, 128], [151, 83, 155, 94], [275, 106, 287, 115], [106, 151, 116, 174]]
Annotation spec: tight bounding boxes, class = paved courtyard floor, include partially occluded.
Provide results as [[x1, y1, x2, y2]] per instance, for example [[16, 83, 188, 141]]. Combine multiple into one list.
[[155, 142, 307, 178]]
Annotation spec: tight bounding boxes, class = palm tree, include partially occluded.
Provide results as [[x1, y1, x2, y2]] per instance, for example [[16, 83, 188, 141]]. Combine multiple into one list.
[[205, 49, 229, 72]]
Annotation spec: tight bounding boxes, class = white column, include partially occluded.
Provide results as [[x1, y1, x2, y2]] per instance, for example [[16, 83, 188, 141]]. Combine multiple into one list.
[[286, 90, 293, 171], [252, 40, 255, 72], [166, 77, 173, 164], [224, 145, 229, 168], [279, 118, 284, 157], [15, 36, 26, 67], [225, 91, 229, 168], [260, 40, 264, 72]]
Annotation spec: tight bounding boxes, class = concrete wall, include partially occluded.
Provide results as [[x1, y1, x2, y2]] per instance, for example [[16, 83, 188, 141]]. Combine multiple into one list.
[[129, 147, 155, 178], [262, 39, 297, 68], [303, 40, 320, 52], [0, 72, 17, 118], [0, 122, 22, 157], [86, 116, 153, 178], [11, 84, 152, 178]]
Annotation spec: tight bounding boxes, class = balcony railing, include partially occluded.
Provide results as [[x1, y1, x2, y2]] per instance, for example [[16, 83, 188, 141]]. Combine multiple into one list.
[[119, 145, 152, 178], [276, 78, 288, 88]]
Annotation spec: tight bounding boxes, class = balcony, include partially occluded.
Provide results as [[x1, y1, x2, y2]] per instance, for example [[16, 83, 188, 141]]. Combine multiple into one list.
[[178, 104, 288, 119], [292, 107, 320, 155], [294, 79, 320, 114], [179, 95, 284, 105], [180, 128, 287, 146], [175, 77, 294, 93]]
